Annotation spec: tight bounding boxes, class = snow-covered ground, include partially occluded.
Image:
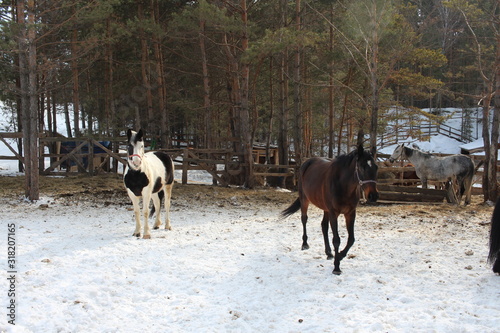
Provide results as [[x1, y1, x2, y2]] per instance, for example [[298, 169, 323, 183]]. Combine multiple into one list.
[[1, 105, 499, 332], [0, 187, 498, 332]]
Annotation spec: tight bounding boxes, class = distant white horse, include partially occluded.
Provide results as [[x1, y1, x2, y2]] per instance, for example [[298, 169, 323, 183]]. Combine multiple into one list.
[[124, 129, 174, 238], [389, 144, 475, 205]]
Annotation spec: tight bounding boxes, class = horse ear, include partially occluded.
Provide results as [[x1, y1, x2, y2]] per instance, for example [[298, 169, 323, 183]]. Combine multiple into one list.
[[127, 128, 132, 141], [357, 144, 364, 157], [136, 129, 144, 142]]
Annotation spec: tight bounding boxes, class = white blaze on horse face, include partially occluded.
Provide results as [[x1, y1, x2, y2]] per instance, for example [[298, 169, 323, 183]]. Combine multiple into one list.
[[128, 137, 145, 170]]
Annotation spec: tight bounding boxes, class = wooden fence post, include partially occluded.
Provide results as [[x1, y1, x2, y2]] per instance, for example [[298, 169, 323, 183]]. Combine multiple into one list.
[[182, 148, 189, 184]]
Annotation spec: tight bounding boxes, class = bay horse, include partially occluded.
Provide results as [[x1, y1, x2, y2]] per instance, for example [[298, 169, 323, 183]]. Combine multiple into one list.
[[388, 143, 474, 205], [281, 145, 379, 275], [489, 197, 500, 274], [124, 129, 174, 239]]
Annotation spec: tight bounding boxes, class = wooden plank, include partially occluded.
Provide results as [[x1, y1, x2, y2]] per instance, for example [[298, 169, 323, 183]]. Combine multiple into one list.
[[377, 184, 447, 196], [0, 156, 21, 160], [254, 172, 294, 177], [0, 137, 24, 163], [377, 184, 447, 203], [378, 192, 445, 203], [92, 140, 127, 166]]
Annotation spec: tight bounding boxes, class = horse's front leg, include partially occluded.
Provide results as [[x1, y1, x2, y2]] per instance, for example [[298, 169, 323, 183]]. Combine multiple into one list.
[[142, 192, 152, 239], [321, 211, 333, 260], [329, 213, 342, 275], [129, 192, 142, 237], [339, 211, 356, 261]]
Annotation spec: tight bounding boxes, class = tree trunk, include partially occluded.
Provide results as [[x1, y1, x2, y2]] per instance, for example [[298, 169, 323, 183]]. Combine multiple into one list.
[[277, 0, 289, 177], [152, 0, 168, 147], [18, 0, 39, 201], [71, 28, 80, 137], [489, 33, 500, 202], [238, 0, 253, 188], [278, 49, 289, 187], [199, 19, 212, 149], [292, 0, 302, 164], [266, 58, 274, 165], [328, 7, 335, 158], [369, 6, 379, 156], [137, 0, 154, 134]]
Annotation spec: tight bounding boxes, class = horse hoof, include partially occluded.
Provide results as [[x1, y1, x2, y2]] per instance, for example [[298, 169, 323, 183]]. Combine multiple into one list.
[[301, 244, 310, 250], [153, 226, 160, 230], [133, 233, 140, 237], [143, 235, 151, 239], [327, 255, 334, 260], [165, 226, 172, 230], [332, 269, 342, 275]]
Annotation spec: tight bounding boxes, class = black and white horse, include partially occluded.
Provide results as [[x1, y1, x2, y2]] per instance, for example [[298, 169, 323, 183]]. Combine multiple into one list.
[[124, 129, 174, 239], [389, 143, 474, 205]]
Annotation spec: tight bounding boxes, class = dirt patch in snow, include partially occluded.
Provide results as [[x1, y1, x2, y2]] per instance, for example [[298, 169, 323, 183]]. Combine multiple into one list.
[[0, 174, 494, 222]]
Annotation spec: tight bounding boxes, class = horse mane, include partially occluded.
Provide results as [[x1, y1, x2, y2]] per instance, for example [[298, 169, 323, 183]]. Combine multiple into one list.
[[406, 146, 433, 159], [334, 150, 357, 168]]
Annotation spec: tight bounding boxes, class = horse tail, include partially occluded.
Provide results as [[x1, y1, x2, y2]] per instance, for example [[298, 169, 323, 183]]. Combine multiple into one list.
[[281, 198, 301, 218], [149, 190, 165, 217], [488, 197, 500, 273]]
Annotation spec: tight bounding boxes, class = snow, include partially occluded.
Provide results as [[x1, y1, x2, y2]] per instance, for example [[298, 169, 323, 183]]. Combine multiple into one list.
[[1, 104, 499, 332], [0, 191, 498, 332]]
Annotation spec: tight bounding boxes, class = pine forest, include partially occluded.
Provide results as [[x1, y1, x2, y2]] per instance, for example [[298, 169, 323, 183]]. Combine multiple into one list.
[[0, 0, 499, 198]]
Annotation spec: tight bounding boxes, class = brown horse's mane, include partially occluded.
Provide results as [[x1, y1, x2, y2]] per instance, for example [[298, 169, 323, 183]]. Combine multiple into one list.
[[334, 150, 358, 168]]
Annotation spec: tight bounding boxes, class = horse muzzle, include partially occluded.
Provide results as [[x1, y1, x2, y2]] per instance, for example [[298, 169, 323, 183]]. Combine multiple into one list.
[[128, 155, 142, 169], [363, 185, 379, 203], [388, 157, 395, 163]]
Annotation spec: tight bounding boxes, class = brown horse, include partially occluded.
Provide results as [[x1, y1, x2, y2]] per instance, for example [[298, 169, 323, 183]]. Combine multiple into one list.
[[282, 145, 379, 274]]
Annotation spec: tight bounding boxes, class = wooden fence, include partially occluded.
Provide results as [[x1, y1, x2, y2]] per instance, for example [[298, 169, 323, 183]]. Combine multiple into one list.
[[0, 133, 488, 203], [0, 133, 296, 185]]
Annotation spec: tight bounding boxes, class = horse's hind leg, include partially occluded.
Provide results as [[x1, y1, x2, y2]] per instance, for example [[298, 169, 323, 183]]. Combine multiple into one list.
[[300, 201, 310, 250], [152, 193, 162, 229], [321, 212, 333, 259], [164, 183, 173, 230], [142, 192, 153, 239]]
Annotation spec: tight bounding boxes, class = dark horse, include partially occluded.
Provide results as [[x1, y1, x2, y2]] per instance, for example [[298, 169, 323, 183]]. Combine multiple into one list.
[[489, 197, 500, 274], [282, 145, 379, 274]]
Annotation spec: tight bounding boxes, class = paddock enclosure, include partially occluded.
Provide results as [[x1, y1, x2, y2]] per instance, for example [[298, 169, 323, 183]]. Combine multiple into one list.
[[0, 176, 498, 332]]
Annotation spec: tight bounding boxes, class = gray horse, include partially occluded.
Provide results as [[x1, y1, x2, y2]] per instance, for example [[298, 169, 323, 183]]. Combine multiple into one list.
[[389, 144, 475, 205]]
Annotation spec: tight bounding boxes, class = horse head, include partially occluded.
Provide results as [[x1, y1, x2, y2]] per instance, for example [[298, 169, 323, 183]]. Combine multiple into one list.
[[127, 128, 145, 170], [388, 143, 406, 163], [356, 145, 379, 203]]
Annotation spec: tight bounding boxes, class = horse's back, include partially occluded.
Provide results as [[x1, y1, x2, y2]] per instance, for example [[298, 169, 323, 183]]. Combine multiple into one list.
[[415, 153, 473, 181], [299, 157, 335, 211], [144, 151, 174, 185], [152, 151, 174, 184]]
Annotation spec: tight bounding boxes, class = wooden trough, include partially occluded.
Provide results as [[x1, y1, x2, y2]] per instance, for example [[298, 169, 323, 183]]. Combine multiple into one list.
[[377, 184, 448, 203]]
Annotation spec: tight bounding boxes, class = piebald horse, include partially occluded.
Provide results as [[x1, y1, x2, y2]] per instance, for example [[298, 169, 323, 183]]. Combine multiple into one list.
[[388, 143, 474, 205], [282, 145, 379, 274], [124, 129, 174, 239]]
